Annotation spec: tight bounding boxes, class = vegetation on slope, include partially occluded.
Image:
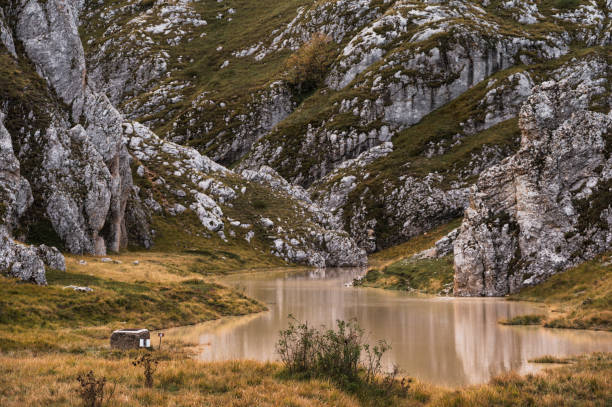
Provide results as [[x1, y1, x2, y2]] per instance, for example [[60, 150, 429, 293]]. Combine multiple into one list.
[[0, 251, 267, 354], [359, 219, 461, 295], [509, 253, 612, 331]]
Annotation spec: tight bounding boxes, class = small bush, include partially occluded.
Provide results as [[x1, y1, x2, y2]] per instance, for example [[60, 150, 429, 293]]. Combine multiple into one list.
[[76, 371, 114, 407], [133, 353, 159, 388], [499, 314, 545, 325], [284, 33, 334, 96], [276, 316, 390, 385]]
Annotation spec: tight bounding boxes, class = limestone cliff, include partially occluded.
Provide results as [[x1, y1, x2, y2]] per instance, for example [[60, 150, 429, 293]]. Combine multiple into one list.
[[454, 59, 611, 296]]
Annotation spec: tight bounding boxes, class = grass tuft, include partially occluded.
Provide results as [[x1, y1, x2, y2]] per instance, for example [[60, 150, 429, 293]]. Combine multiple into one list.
[[529, 355, 573, 364], [499, 314, 545, 326]]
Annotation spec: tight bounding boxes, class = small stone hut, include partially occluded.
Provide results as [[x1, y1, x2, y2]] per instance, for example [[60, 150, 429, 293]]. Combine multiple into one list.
[[110, 329, 150, 350]]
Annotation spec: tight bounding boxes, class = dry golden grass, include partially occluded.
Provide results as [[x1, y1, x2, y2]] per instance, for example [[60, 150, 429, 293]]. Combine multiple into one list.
[[432, 353, 612, 407], [0, 353, 359, 407], [0, 348, 609, 406], [64, 253, 204, 284]]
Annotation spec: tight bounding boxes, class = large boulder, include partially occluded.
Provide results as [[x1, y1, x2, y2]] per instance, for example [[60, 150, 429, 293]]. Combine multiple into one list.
[[0, 229, 47, 285]]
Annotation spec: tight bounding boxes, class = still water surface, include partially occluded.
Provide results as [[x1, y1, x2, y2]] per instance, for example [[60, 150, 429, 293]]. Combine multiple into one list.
[[165, 268, 612, 386]]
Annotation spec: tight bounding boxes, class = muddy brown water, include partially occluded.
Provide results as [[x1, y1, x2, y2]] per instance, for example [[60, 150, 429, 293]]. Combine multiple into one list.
[[165, 268, 612, 387]]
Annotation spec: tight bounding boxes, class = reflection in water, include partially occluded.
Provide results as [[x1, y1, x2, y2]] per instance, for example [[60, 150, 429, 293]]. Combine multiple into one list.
[[165, 268, 612, 386]]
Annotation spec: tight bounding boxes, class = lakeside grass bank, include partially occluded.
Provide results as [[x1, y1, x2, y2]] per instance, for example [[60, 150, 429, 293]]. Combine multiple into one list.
[[0, 240, 610, 405]]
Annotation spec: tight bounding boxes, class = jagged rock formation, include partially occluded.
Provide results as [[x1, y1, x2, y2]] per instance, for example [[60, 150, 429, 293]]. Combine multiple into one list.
[[80, 0, 300, 165], [172, 82, 297, 165], [0, 0, 366, 284], [2, 0, 147, 257], [308, 66, 529, 252], [454, 59, 612, 296], [127, 125, 366, 267]]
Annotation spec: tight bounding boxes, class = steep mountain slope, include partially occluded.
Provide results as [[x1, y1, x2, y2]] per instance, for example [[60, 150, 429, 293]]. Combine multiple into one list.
[[76, 0, 610, 255], [1, 0, 610, 296], [0, 0, 365, 285]]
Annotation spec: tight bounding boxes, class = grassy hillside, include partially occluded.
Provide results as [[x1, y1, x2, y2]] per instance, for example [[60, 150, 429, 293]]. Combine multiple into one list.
[[509, 253, 612, 331], [359, 219, 461, 295], [0, 251, 268, 353]]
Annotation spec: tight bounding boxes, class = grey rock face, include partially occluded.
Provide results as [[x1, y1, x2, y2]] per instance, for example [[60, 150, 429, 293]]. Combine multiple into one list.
[[462, 72, 534, 135], [310, 142, 394, 230], [0, 229, 47, 285], [172, 82, 297, 165], [241, 165, 367, 267], [15, 0, 86, 115], [241, 1, 569, 188], [0, 112, 58, 284], [413, 228, 460, 259], [0, 112, 33, 231], [2, 0, 150, 256], [310, 134, 511, 253], [352, 175, 471, 252], [0, 10, 16, 58], [434, 228, 460, 258], [0, 109, 65, 284], [83, 0, 206, 106], [454, 58, 612, 296], [127, 122, 366, 268], [35, 244, 66, 272]]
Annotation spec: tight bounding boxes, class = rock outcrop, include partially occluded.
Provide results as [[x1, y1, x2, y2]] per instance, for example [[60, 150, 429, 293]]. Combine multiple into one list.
[[454, 59, 612, 296], [240, 0, 569, 187], [127, 124, 367, 268], [2, 0, 150, 258]]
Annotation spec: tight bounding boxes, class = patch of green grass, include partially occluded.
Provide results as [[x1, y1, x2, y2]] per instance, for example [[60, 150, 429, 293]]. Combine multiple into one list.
[[358, 256, 454, 295], [499, 314, 545, 326], [0, 268, 264, 338], [510, 253, 612, 331], [529, 355, 573, 364]]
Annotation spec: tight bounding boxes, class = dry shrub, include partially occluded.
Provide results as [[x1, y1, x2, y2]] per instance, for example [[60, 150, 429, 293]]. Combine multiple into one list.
[[76, 370, 114, 407], [276, 316, 391, 384], [133, 353, 159, 388], [284, 32, 334, 95]]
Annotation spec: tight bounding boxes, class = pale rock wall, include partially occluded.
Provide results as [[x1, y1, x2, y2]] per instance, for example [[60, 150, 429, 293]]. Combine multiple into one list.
[[454, 58, 612, 296]]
